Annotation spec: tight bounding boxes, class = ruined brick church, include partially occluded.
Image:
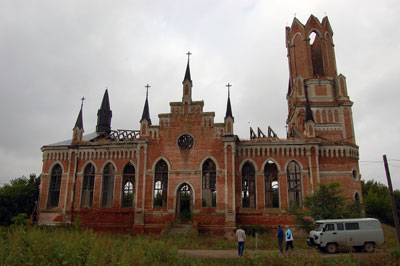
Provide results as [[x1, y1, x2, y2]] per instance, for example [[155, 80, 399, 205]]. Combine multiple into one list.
[[38, 15, 362, 234]]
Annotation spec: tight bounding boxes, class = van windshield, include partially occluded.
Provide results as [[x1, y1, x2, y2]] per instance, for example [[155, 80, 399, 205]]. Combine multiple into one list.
[[314, 223, 324, 231]]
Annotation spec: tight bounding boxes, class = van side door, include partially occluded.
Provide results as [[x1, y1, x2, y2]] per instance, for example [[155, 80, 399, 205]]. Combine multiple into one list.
[[335, 222, 347, 246], [322, 224, 336, 245], [345, 222, 361, 246]]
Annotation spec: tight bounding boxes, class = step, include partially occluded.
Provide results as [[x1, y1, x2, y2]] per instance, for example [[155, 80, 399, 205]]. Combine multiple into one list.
[[168, 224, 192, 234]]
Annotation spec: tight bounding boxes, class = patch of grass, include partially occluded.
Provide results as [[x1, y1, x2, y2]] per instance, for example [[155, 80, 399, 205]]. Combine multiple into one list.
[[1, 224, 400, 265], [380, 223, 399, 250], [0, 226, 192, 265]]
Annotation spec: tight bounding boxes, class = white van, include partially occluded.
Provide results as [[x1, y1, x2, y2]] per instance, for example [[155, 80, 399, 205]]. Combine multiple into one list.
[[307, 218, 384, 253]]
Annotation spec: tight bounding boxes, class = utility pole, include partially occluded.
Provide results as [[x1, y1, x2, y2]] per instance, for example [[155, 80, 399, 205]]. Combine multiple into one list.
[[383, 155, 400, 245]]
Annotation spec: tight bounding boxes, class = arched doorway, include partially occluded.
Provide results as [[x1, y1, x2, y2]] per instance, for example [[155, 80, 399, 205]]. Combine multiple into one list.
[[176, 183, 192, 223]]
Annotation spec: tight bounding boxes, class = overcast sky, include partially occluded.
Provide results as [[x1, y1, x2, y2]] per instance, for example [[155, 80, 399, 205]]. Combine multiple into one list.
[[1, 0, 399, 189]]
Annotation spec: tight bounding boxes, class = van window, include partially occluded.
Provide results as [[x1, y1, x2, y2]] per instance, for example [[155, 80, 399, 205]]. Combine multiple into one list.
[[315, 223, 324, 231], [325, 224, 335, 231], [345, 222, 359, 230], [336, 223, 344, 230]]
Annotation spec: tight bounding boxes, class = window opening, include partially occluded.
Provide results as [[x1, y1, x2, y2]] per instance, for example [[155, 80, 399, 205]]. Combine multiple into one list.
[[101, 163, 115, 207], [154, 160, 168, 207], [352, 170, 358, 180], [345, 223, 359, 230], [287, 161, 302, 207], [309, 31, 325, 76], [122, 163, 135, 208], [354, 192, 360, 202], [336, 223, 344, 230], [48, 164, 62, 207], [242, 162, 256, 208], [202, 159, 216, 207], [264, 161, 279, 208], [325, 224, 334, 231], [81, 164, 95, 207]]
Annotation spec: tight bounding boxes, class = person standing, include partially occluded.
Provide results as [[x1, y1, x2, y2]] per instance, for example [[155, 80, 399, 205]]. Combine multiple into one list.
[[236, 225, 246, 256], [277, 225, 284, 253], [285, 226, 294, 251]]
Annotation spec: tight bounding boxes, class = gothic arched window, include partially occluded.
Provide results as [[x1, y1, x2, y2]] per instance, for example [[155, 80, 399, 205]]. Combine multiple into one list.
[[287, 161, 302, 207], [354, 192, 360, 202], [264, 161, 279, 208], [309, 31, 325, 77], [122, 163, 135, 208], [101, 163, 115, 207], [81, 163, 95, 207], [154, 160, 168, 207], [48, 164, 62, 207], [242, 162, 256, 208], [202, 159, 216, 208]]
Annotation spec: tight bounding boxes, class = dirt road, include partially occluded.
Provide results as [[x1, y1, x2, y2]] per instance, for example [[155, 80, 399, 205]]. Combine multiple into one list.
[[178, 249, 382, 259]]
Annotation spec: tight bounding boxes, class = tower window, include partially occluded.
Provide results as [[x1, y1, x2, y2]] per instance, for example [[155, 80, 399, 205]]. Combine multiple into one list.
[[354, 192, 360, 202], [352, 170, 358, 180], [309, 31, 325, 77]]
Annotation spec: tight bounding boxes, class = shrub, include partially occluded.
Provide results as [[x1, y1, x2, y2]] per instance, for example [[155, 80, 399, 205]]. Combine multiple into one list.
[[240, 224, 269, 237], [391, 246, 400, 260], [11, 213, 29, 226]]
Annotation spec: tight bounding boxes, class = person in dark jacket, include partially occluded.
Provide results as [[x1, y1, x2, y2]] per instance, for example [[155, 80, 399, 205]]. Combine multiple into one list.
[[277, 225, 284, 253]]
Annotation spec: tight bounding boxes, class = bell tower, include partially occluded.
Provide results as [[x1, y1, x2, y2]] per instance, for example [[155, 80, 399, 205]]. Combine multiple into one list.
[[286, 15, 355, 144]]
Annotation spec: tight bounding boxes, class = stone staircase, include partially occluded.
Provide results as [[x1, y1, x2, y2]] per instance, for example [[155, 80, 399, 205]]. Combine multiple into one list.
[[168, 223, 192, 234]]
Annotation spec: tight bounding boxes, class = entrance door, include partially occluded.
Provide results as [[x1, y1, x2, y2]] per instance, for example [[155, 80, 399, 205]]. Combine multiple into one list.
[[177, 183, 192, 223]]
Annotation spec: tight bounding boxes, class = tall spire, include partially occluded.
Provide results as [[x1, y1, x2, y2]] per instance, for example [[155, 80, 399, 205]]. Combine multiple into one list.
[[96, 89, 112, 133], [183, 51, 192, 84], [140, 84, 151, 124], [225, 83, 233, 119], [74, 97, 84, 130]]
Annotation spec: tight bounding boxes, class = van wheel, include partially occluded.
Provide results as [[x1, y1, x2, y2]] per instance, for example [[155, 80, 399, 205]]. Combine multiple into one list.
[[363, 242, 375, 253], [326, 243, 337, 254]]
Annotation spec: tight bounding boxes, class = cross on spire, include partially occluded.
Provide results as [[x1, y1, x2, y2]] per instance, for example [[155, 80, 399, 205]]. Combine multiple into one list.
[[80, 97, 85, 109], [186, 51, 192, 61], [226, 83, 232, 97], [145, 84, 150, 98]]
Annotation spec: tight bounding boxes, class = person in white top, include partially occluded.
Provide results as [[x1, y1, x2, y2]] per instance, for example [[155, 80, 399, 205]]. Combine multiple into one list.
[[285, 226, 294, 251], [235, 225, 246, 256]]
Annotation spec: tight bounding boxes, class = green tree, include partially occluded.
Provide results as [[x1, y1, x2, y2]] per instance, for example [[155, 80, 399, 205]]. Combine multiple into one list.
[[290, 182, 362, 232], [0, 174, 40, 226], [361, 179, 400, 225], [304, 182, 348, 220]]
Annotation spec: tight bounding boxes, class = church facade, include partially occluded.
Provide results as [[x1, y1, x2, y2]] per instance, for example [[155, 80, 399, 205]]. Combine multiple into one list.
[[38, 15, 362, 234]]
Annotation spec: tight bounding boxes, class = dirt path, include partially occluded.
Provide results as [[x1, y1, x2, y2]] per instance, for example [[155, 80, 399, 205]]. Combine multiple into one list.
[[178, 249, 382, 259]]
